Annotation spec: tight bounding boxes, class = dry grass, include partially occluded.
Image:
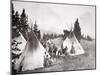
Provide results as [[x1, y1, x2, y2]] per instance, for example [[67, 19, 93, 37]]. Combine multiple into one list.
[[18, 39, 96, 74]]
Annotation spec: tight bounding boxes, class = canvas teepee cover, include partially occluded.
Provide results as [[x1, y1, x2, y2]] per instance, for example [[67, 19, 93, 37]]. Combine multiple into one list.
[[14, 31, 50, 71], [63, 32, 85, 56], [12, 32, 27, 55]]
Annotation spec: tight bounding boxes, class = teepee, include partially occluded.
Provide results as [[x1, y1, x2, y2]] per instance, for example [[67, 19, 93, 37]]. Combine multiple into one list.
[[14, 31, 50, 72], [63, 27, 85, 56]]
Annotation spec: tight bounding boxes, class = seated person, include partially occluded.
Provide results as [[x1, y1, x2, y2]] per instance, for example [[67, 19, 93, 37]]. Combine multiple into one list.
[[44, 52, 50, 67]]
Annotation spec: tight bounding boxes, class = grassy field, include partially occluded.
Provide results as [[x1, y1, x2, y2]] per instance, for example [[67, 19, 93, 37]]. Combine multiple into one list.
[[18, 39, 96, 74]]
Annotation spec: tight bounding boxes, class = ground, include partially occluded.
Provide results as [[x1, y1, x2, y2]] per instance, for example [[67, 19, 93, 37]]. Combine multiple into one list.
[[18, 39, 96, 74]]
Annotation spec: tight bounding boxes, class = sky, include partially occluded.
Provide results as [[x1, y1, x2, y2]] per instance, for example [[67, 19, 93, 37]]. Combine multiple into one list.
[[12, 1, 95, 39]]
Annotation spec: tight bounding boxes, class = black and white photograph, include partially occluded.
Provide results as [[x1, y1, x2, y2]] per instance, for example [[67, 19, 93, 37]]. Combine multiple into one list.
[[11, 0, 96, 74]]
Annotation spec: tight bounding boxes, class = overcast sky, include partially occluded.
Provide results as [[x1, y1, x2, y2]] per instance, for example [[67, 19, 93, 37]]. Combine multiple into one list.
[[12, 1, 95, 39]]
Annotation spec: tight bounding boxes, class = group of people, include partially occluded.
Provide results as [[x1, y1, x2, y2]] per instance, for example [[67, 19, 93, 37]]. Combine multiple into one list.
[[42, 39, 68, 67], [42, 40, 59, 57], [42, 39, 68, 56]]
